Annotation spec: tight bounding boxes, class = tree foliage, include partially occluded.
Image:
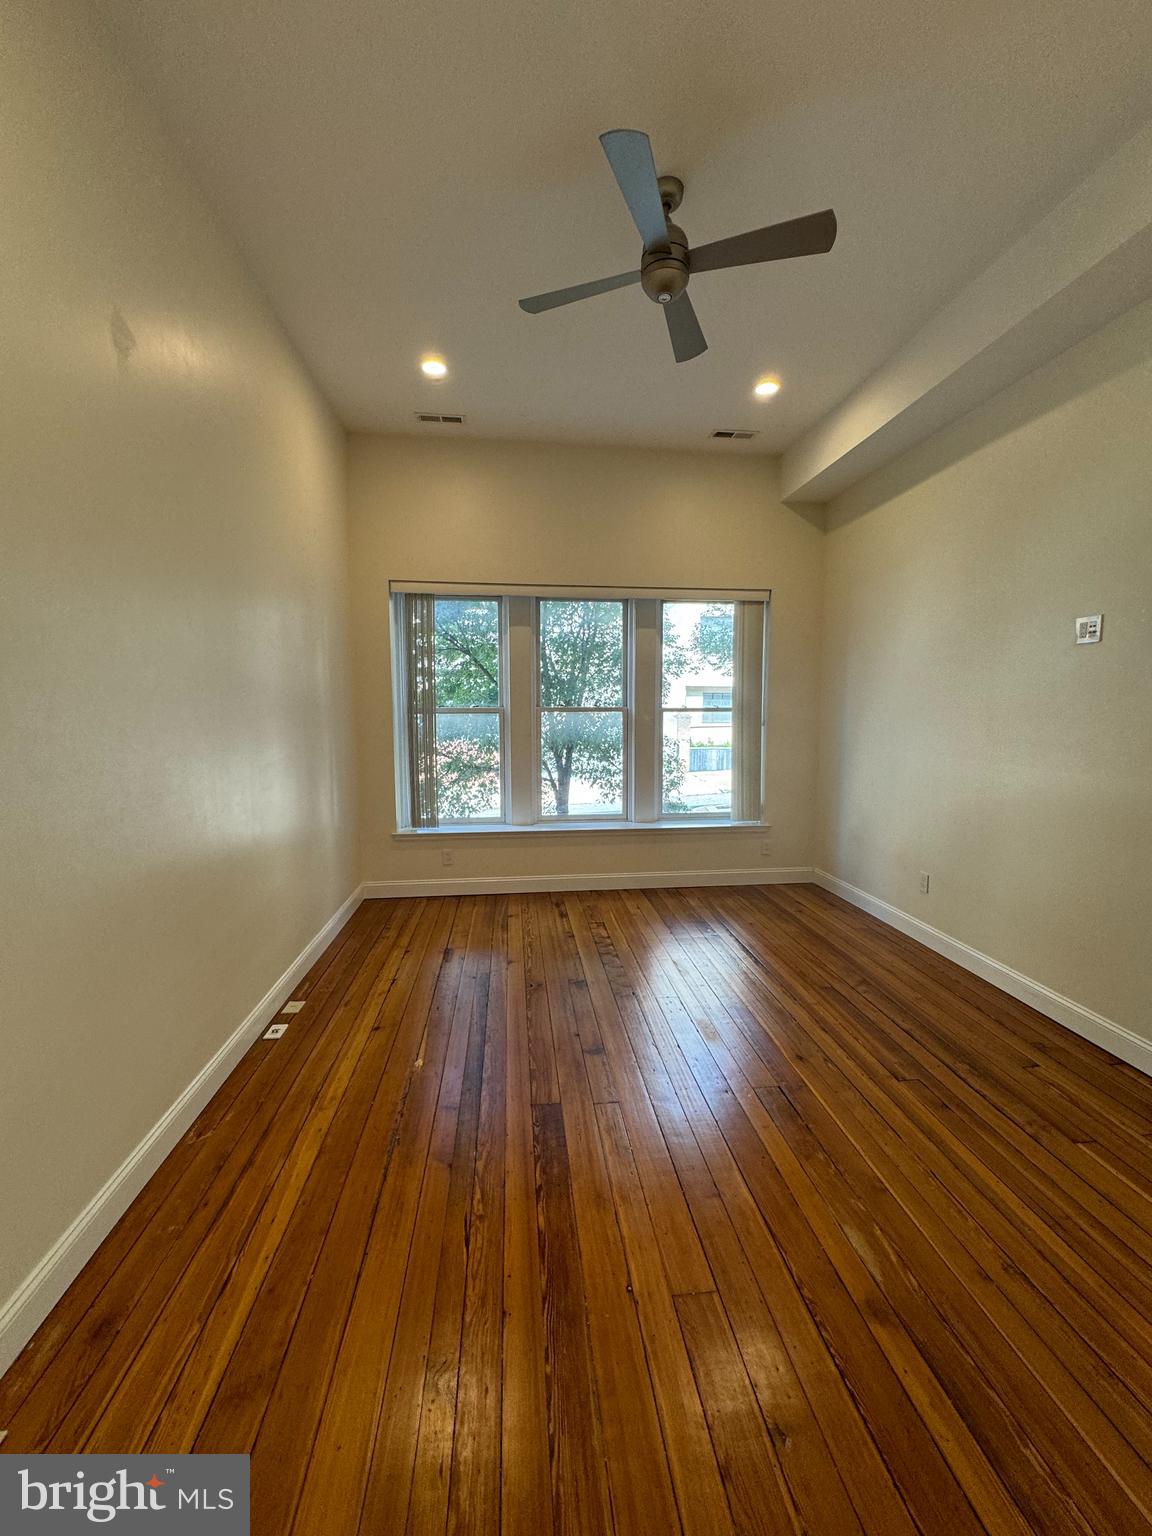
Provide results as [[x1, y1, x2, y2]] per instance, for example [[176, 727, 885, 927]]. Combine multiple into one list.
[[431, 599, 502, 818], [539, 601, 623, 815], [693, 603, 735, 672], [433, 599, 500, 708]]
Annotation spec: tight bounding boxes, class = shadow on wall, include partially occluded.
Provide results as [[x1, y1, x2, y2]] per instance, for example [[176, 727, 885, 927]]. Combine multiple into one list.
[[827, 295, 1152, 528]]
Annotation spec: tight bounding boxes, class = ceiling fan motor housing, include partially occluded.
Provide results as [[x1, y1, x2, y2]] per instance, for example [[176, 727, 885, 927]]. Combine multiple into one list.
[[640, 221, 689, 304]]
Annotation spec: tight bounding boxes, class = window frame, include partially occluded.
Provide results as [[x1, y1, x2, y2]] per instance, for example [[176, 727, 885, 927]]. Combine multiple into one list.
[[392, 587, 768, 833]]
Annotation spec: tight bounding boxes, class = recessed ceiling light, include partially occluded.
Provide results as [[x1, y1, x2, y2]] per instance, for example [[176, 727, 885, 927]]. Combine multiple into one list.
[[420, 356, 448, 379], [753, 376, 781, 398]]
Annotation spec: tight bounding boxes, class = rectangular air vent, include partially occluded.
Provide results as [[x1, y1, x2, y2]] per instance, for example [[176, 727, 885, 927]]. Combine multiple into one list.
[[711, 429, 757, 440], [415, 412, 466, 424]]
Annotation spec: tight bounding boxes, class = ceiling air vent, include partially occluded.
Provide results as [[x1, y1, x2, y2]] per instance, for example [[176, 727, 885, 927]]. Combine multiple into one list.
[[711, 429, 757, 440], [415, 412, 466, 425]]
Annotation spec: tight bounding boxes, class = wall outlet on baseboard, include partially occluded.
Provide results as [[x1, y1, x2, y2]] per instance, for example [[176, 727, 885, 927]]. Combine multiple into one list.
[[440, 848, 454, 868], [919, 871, 931, 895]]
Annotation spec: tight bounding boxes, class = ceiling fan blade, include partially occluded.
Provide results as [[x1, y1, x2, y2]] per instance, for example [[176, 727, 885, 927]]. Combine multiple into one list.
[[519, 269, 641, 313], [664, 292, 707, 363], [690, 209, 837, 274], [599, 129, 669, 250]]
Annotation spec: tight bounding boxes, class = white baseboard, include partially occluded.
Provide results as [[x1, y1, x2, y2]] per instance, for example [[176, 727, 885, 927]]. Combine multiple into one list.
[[813, 870, 1152, 1079], [0, 887, 364, 1381], [362, 867, 814, 899]]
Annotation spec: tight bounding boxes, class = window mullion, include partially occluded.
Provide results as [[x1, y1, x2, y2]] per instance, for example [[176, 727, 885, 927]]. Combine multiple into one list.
[[632, 599, 660, 821], [506, 595, 535, 824]]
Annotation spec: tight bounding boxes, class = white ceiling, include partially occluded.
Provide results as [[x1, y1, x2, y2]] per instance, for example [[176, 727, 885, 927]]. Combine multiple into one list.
[[94, 0, 1152, 454]]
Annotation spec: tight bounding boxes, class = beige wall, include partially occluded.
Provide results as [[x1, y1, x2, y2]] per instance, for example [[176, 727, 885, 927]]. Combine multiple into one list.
[[819, 299, 1152, 1040], [348, 434, 824, 885], [0, 0, 357, 1311]]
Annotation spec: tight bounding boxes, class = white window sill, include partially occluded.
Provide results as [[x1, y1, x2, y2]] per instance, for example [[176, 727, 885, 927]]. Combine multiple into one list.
[[393, 820, 764, 839]]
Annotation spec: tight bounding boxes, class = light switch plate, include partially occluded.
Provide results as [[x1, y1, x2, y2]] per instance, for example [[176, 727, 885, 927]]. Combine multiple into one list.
[[1075, 614, 1102, 644]]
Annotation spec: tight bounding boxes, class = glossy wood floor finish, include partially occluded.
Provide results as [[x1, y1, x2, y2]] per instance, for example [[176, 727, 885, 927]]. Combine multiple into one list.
[[3, 886, 1152, 1535]]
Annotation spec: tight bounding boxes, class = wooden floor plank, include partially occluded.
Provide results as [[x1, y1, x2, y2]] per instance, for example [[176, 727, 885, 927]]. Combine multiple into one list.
[[709, 886, 1152, 1334], [399, 1000, 483, 1536], [533, 1102, 614, 1536], [4, 885, 1152, 1536], [499, 897, 555, 1536], [608, 890, 1010, 1536], [594, 1102, 735, 1536], [577, 893, 874, 1536], [669, 886, 1152, 1430], [288, 897, 482, 1535], [763, 886, 1152, 1220], [447, 896, 507, 1536], [534, 894, 681, 1536], [674, 1290, 798, 1536]]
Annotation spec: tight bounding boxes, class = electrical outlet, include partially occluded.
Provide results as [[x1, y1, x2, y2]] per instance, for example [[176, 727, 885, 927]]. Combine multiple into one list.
[[761, 839, 773, 860], [263, 1022, 289, 1040], [440, 847, 454, 868], [281, 1000, 305, 1015], [919, 871, 931, 895]]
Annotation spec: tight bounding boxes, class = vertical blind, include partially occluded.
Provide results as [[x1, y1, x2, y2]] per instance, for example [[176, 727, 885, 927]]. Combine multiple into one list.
[[401, 593, 439, 827]]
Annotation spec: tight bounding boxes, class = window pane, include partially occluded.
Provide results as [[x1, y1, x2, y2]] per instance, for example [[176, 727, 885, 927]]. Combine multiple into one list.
[[662, 602, 734, 706], [540, 711, 623, 817], [662, 712, 732, 816], [435, 712, 501, 819], [434, 598, 500, 707], [539, 600, 624, 707]]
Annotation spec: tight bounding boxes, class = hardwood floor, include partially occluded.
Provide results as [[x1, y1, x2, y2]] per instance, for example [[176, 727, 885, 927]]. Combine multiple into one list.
[[3, 884, 1151, 1534]]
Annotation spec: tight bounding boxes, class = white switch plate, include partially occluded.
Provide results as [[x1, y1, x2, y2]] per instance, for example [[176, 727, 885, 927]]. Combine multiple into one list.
[[263, 1022, 289, 1040], [1075, 614, 1102, 644], [281, 1000, 305, 1014]]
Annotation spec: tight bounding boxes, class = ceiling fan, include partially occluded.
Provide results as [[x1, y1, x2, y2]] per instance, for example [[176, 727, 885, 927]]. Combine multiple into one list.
[[519, 129, 837, 363]]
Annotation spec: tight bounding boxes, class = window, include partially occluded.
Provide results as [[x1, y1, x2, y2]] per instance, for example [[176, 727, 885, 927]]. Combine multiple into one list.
[[538, 600, 626, 817], [661, 601, 739, 816], [430, 597, 503, 821], [392, 587, 766, 829]]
